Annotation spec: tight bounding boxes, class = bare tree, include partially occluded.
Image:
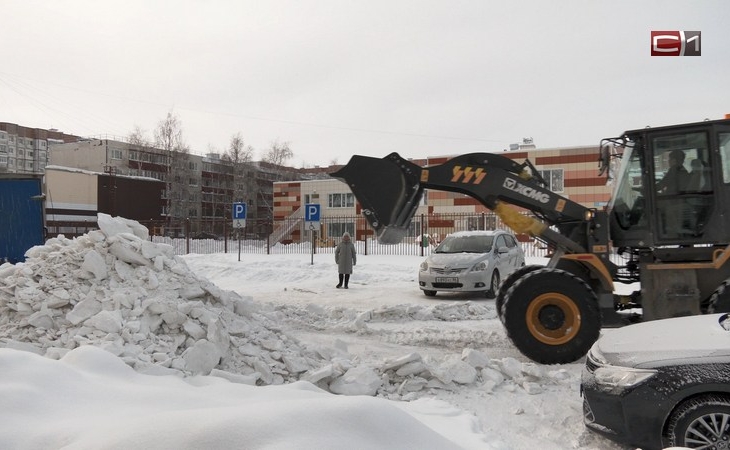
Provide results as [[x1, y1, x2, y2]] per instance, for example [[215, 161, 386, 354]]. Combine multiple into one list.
[[226, 133, 254, 166], [262, 139, 293, 166], [224, 133, 256, 220], [155, 111, 193, 225], [257, 139, 297, 222], [127, 125, 150, 147], [154, 112, 188, 154]]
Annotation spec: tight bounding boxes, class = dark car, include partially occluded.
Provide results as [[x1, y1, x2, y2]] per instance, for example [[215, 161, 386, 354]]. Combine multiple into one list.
[[581, 313, 730, 449]]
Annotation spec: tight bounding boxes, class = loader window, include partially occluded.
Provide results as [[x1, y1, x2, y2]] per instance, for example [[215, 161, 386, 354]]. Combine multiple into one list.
[[720, 133, 730, 184], [652, 132, 711, 239], [609, 142, 646, 230]]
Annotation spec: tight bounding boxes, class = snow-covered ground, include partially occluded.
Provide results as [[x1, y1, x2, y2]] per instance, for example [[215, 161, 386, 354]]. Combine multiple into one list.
[[0, 215, 627, 449]]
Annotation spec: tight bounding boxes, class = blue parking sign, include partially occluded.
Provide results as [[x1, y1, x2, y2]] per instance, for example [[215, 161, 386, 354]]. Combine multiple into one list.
[[232, 202, 247, 219], [305, 203, 320, 222]]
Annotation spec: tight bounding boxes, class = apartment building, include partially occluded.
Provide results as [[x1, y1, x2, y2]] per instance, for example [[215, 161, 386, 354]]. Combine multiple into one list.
[[0, 122, 78, 174], [48, 137, 316, 237]]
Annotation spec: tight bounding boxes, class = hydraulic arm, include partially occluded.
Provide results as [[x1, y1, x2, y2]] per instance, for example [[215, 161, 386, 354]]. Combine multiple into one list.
[[331, 152, 602, 256]]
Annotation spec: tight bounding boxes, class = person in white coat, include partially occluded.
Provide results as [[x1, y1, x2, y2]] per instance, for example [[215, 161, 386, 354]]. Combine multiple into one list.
[[335, 232, 356, 288]]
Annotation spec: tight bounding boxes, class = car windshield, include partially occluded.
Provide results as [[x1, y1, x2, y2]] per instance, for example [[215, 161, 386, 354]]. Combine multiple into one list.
[[434, 235, 494, 253]]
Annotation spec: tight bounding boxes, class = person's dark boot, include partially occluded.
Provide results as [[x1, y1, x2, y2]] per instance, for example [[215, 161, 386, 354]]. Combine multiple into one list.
[[344, 274, 350, 288], [336, 274, 344, 288]]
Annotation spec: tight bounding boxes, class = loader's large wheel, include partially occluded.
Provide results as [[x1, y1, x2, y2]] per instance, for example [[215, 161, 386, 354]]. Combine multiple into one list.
[[707, 277, 730, 313], [495, 265, 543, 324], [502, 268, 601, 364]]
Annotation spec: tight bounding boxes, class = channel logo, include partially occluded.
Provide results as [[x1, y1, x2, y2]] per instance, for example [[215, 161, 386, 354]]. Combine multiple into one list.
[[651, 31, 701, 56]]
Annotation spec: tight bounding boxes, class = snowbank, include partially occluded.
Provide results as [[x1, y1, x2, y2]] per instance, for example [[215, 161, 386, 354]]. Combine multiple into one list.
[[1, 214, 567, 397]]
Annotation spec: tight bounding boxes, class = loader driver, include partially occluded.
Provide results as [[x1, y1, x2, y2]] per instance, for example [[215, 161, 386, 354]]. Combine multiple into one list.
[[656, 149, 689, 195], [656, 149, 690, 238]]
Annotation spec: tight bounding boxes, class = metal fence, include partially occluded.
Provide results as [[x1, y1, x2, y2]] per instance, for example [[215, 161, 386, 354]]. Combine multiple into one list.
[[46, 212, 561, 257]]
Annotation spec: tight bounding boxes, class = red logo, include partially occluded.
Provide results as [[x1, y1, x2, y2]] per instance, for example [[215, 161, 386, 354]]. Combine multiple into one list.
[[651, 31, 701, 56]]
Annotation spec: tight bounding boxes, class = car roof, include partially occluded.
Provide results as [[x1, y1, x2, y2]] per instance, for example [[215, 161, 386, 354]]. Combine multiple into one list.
[[446, 230, 508, 238]]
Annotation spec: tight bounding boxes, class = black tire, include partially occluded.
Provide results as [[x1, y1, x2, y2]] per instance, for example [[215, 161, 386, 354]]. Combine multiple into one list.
[[422, 290, 437, 297], [496, 265, 543, 324], [502, 268, 601, 364], [485, 270, 500, 299], [707, 278, 730, 313], [665, 395, 730, 448]]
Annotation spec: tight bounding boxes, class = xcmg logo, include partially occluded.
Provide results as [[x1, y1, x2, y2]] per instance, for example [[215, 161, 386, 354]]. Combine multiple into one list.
[[503, 178, 550, 204], [651, 31, 701, 56]]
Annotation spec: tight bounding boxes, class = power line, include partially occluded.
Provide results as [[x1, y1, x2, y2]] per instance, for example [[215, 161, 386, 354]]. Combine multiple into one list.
[[0, 71, 508, 145]]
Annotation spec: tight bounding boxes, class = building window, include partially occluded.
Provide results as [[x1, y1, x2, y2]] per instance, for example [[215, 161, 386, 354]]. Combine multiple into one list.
[[537, 168, 564, 193], [328, 193, 355, 208], [304, 193, 321, 205], [327, 222, 354, 239], [111, 149, 123, 160]]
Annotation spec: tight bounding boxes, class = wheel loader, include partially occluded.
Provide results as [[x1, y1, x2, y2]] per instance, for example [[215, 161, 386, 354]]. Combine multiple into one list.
[[330, 117, 730, 364]]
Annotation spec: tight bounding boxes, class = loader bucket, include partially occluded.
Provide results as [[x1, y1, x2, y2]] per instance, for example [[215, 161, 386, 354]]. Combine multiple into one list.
[[330, 153, 423, 244]]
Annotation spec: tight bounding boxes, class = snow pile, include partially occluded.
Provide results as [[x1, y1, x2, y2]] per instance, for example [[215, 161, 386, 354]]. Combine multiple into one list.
[[0, 213, 325, 384], [0, 214, 566, 397]]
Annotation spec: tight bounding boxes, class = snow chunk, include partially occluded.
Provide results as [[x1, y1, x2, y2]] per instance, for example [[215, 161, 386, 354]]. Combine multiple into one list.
[[82, 249, 108, 280], [329, 366, 383, 396], [85, 310, 123, 333], [182, 339, 221, 375]]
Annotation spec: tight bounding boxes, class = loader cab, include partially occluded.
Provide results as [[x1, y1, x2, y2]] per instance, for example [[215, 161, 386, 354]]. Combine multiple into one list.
[[607, 118, 730, 248]]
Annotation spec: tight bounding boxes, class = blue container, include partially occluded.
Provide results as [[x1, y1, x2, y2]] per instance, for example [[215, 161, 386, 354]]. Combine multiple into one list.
[[0, 175, 45, 263]]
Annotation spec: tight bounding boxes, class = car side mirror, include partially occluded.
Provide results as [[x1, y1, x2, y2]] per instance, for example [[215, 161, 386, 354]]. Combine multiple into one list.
[[498, 246, 509, 255]]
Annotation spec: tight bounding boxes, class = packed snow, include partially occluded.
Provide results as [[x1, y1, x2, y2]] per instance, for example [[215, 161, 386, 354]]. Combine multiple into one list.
[[0, 214, 628, 449]]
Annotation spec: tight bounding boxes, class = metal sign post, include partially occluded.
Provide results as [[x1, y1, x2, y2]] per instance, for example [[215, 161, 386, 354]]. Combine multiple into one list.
[[310, 223, 316, 265], [236, 220, 244, 262], [232, 202, 247, 262], [304, 203, 321, 266]]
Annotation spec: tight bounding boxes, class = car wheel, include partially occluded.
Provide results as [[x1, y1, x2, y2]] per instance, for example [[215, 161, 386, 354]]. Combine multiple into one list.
[[665, 395, 730, 448], [485, 271, 500, 299], [502, 268, 600, 364], [707, 277, 730, 313], [496, 265, 543, 324], [422, 290, 437, 297]]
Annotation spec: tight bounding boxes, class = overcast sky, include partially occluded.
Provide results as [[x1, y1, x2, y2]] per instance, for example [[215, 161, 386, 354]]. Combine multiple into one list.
[[1, 0, 728, 167]]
